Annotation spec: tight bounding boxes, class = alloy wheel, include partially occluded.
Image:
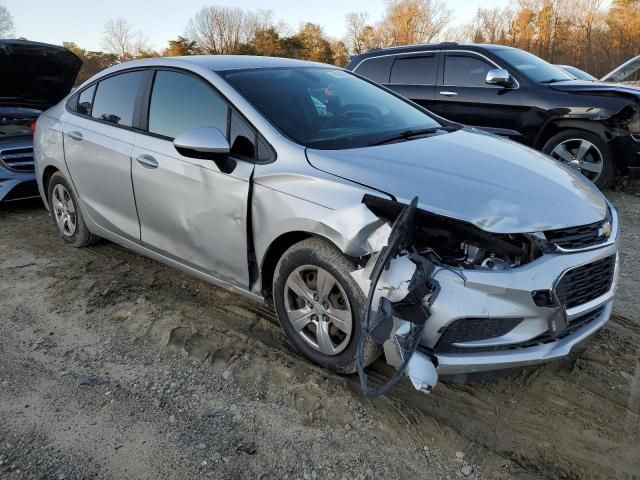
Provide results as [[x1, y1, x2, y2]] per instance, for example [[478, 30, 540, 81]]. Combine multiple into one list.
[[284, 265, 353, 356], [549, 138, 604, 182], [52, 184, 77, 237]]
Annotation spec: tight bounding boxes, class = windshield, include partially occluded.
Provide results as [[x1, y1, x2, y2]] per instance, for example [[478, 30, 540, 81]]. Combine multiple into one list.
[[493, 48, 574, 83], [560, 65, 596, 81], [220, 67, 442, 149]]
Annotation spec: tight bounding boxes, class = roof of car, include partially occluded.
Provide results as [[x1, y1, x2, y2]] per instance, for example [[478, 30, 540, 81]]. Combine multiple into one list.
[[351, 42, 514, 60], [167, 55, 337, 71]]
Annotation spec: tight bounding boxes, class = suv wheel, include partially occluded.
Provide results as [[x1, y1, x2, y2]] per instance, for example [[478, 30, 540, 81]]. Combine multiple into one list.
[[273, 237, 380, 374], [542, 129, 614, 188], [48, 172, 99, 247]]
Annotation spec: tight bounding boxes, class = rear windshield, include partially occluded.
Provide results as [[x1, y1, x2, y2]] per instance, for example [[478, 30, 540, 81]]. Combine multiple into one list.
[[219, 67, 441, 149]]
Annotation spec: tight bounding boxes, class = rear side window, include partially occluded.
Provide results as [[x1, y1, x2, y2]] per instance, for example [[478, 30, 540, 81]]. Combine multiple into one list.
[[354, 56, 394, 83], [390, 55, 437, 84], [92, 71, 145, 126], [444, 55, 494, 87], [77, 85, 96, 116], [148, 70, 228, 139]]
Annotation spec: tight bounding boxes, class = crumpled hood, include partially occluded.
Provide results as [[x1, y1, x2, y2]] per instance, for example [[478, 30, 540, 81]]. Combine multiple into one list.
[[0, 40, 81, 109], [306, 129, 608, 233], [548, 79, 640, 100]]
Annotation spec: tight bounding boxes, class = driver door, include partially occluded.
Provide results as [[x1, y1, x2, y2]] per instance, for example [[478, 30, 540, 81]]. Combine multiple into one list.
[[131, 69, 255, 289]]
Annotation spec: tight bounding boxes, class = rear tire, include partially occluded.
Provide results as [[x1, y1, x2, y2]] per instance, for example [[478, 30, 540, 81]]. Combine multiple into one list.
[[273, 237, 380, 374], [542, 129, 614, 188], [47, 172, 99, 247]]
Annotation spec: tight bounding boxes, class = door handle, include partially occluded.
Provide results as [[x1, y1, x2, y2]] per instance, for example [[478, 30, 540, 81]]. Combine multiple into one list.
[[67, 131, 83, 141], [439, 91, 458, 97], [136, 154, 158, 169]]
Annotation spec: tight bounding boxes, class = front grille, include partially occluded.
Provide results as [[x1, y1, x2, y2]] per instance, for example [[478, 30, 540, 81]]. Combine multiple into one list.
[[555, 255, 615, 309], [545, 212, 611, 250], [434, 317, 523, 354], [0, 147, 35, 173], [432, 307, 604, 354]]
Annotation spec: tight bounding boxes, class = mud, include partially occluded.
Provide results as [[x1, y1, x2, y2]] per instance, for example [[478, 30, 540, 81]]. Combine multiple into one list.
[[0, 191, 639, 479]]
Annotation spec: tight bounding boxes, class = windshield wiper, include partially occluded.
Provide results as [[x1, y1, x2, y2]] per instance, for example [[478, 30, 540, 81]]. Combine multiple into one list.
[[368, 126, 458, 147]]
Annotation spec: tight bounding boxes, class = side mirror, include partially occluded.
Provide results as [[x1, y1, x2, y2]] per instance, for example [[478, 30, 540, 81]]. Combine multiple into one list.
[[486, 68, 514, 88], [173, 127, 230, 160]]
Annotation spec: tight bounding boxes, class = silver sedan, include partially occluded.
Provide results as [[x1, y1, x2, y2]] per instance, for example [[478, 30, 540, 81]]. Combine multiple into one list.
[[34, 56, 618, 394]]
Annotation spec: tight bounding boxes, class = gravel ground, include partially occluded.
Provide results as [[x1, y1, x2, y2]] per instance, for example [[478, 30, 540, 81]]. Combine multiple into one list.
[[0, 191, 638, 480]]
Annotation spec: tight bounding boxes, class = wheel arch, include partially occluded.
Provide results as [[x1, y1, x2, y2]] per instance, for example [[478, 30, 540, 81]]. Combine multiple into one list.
[[260, 231, 348, 300], [535, 118, 610, 150], [41, 165, 61, 209]]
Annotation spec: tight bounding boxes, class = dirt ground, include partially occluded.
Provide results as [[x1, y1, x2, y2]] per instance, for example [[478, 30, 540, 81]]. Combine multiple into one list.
[[0, 191, 638, 480]]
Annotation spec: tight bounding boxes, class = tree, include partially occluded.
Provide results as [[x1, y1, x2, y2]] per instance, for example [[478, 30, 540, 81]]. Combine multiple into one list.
[[62, 42, 118, 84], [331, 40, 350, 66], [101, 18, 152, 61], [377, 0, 453, 45], [345, 12, 371, 54], [250, 27, 283, 56], [292, 23, 334, 63], [163, 36, 199, 56], [186, 6, 258, 54], [0, 5, 14, 38]]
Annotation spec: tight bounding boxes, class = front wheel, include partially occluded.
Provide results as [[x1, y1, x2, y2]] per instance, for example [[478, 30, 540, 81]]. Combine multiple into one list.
[[542, 129, 614, 188], [272, 237, 380, 374]]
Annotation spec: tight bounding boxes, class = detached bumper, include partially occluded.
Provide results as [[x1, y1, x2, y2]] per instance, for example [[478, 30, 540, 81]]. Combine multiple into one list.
[[0, 171, 39, 202], [421, 230, 619, 375]]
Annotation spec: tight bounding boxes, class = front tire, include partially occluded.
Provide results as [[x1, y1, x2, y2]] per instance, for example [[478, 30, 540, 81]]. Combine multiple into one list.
[[47, 172, 99, 247], [273, 237, 380, 374], [542, 129, 614, 188]]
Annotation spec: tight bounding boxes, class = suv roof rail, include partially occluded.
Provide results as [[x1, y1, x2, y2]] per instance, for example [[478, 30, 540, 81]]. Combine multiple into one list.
[[438, 42, 459, 46]]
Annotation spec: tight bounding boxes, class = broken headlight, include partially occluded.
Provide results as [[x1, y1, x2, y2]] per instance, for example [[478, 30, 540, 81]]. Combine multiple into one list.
[[362, 194, 542, 270]]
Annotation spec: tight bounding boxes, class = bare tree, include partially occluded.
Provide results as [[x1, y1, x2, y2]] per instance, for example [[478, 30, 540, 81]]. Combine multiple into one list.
[[186, 6, 259, 54], [0, 5, 14, 38], [101, 18, 152, 61], [345, 12, 370, 54], [377, 0, 453, 46]]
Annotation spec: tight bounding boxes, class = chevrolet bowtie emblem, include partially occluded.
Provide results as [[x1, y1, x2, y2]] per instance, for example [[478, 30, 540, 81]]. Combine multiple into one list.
[[599, 221, 612, 238]]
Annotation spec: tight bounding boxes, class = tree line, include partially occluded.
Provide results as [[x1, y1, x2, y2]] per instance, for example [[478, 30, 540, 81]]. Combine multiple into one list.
[[1, 0, 639, 84]]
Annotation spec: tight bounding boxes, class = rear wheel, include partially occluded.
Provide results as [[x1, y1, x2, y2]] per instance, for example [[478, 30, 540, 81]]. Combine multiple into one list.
[[272, 237, 380, 373], [542, 129, 614, 188], [47, 172, 99, 247]]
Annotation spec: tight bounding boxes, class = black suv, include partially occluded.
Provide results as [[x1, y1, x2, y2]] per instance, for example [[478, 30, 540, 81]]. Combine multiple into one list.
[[346, 43, 640, 188]]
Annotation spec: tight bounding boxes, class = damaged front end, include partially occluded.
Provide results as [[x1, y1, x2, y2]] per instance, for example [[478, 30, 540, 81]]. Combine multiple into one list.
[[351, 194, 617, 397]]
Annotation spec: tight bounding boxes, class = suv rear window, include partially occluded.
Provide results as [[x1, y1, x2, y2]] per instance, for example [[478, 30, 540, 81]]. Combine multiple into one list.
[[390, 56, 437, 84], [354, 56, 394, 83], [91, 71, 145, 127]]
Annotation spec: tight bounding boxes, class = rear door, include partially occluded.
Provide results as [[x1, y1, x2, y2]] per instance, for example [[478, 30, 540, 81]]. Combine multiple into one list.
[[130, 69, 258, 289], [386, 53, 439, 108], [63, 70, 147, 242], [430, 51, 525, 134]]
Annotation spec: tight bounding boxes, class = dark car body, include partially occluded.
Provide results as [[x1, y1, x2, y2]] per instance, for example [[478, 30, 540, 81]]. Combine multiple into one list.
[[0, 40, 81, 202], [346, 43, 640, 185]]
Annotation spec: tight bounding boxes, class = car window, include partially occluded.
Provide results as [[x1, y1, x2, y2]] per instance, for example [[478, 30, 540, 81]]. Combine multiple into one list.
[[220, 67, 442, 150], [354, 56, 394, 84], [77, 85, 96, 116], [444, 55, 494, 87], [148, 70, 228, 139], [390, 55, 437, 84], [491, 48, 573, 83], [92, 71, 145, 126], [229, 110, 256, 159]]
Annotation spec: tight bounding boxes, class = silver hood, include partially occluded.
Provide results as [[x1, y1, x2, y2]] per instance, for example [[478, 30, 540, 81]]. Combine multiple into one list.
[[306, 129, 608, 233]]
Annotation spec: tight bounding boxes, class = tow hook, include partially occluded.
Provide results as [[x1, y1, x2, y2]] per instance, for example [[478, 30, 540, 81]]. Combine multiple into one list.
[[355, 197, 441, 397]]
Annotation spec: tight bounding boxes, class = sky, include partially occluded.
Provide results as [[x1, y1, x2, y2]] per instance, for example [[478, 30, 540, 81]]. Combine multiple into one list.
[[3, 0, 510, 51]]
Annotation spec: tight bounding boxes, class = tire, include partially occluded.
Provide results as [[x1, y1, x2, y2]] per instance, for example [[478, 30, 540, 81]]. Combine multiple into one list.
[[273, 237, 380, 374], [47, 172, 99, 247], [542, 129, 615, 189]]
